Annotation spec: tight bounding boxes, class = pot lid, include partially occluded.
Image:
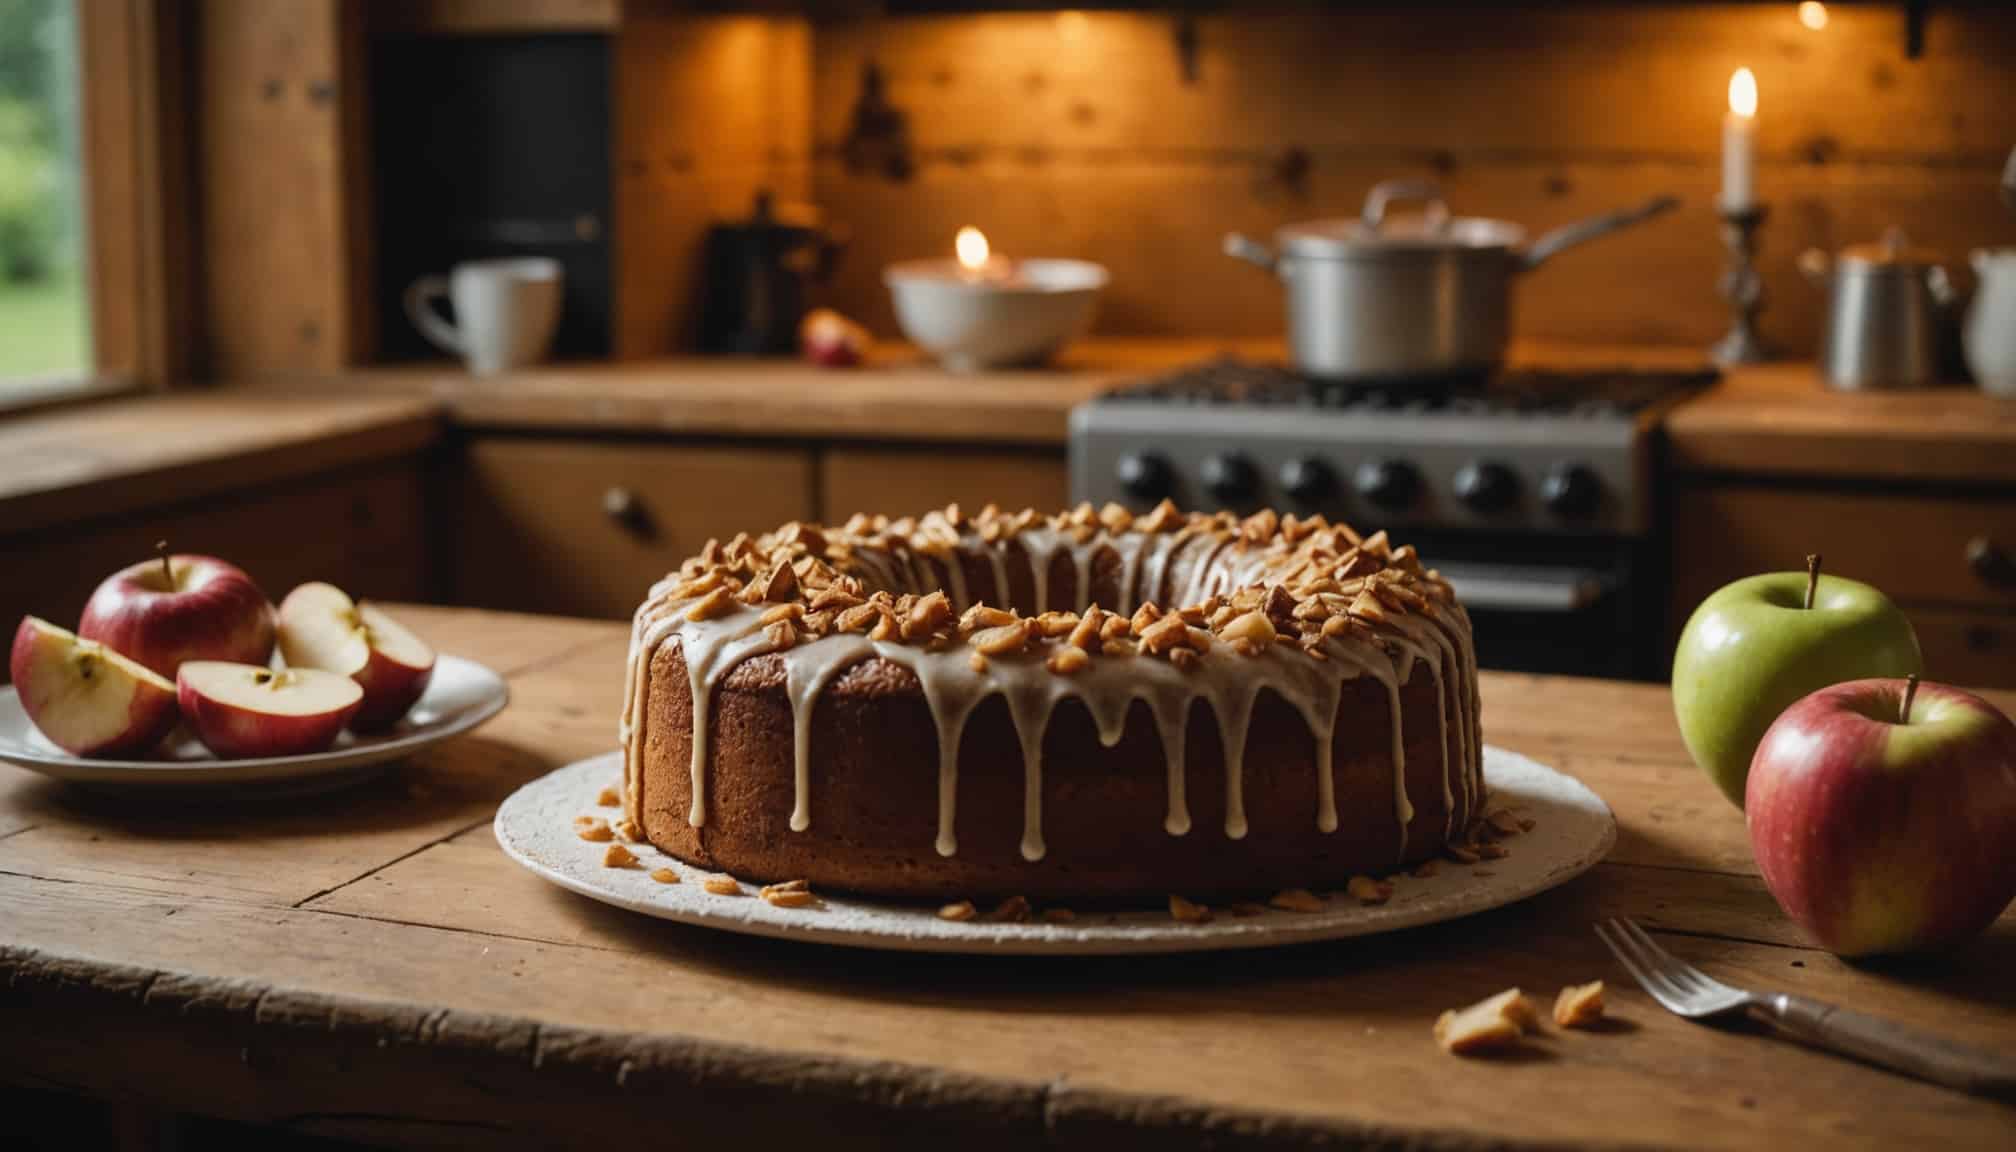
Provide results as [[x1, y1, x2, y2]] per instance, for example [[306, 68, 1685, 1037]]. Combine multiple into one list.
[[1276, 180, 1524, 259], [1838, 227, 1942, 271]]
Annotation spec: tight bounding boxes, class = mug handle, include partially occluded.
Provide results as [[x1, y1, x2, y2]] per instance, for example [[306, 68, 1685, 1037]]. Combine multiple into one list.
[[403, 276, 464, 356]]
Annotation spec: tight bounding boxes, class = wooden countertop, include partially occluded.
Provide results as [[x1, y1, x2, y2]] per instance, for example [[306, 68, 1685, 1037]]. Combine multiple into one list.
[[0, 391, 442, 537], [1666, 365, 2016, 485], [3, 606, 2009, 1149]]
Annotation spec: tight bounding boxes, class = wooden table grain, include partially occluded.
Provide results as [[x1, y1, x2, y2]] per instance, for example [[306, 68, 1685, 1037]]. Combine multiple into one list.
[[2, 606, 2011, 1150]]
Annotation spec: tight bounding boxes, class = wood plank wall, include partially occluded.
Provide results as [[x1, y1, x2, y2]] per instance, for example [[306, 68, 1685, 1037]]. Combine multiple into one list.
[[807, 4, 2016, 352]]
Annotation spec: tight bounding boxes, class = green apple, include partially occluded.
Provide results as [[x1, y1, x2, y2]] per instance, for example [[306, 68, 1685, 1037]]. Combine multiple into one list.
[[1672, 563, 1921, 808]]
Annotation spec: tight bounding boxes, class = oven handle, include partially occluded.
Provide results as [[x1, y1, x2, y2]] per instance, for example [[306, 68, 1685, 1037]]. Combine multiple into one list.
[[1436, 563, 1612, 614]]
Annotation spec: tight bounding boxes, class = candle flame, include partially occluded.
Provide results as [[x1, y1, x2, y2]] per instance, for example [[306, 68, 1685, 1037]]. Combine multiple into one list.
[[1728, 68, 1757, 118], [955, 226, 991, 271], [1798, 2, 1827, 32]]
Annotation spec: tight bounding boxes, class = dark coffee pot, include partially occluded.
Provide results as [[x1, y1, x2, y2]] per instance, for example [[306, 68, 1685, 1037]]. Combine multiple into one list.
[[697, 191, 843, 356]]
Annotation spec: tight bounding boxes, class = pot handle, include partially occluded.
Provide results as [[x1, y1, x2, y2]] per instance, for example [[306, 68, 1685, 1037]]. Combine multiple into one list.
[[1519, 195, 1680, 272], [1223, 232, 1277, 271], [1362, 180, 1450, 234]]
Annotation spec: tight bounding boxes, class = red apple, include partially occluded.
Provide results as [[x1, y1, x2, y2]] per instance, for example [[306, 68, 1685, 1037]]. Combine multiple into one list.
[[78, 546, 275, 678], [10, 616, 180, 757], [176, 661, 362, 758], [800, 308, 867, 368], [275, 583, 435, 732], [1747, 676, 2016, 956]]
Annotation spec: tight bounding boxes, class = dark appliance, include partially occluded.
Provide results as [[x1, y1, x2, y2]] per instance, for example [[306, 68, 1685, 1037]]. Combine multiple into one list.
[[697, 192, 842, 356], [372, 34, 612, 361], [1069, 362, 1713, 680]]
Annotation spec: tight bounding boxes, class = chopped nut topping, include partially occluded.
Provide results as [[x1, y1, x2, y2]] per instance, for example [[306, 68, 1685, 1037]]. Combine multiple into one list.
[[1554, 981, 1605, 1029], [760, 880, 816, 908], [1046, 645, 1090, 675], [576, 818, 614, 843], [1434, 989, 1537, 1056], [938, 900, 978, 922], [1032, 611, 1080, 638], [1169, 894, 1213, 924], [1346, 875, 1394, 905], [868, 607, 902, 642], [1135, 499, 1182, 534], [902, 590, 954, 639], [759, 601, 806, 626], [602, 843, 638, 868], [1269, 888, 1326, 914], [959, 603, 1018, 634], [615, 818, 643, 843], [809, 586, 863, 612], [1168, 647, 1200, 671], [969, 651, 989, 673], [1218, 609, 1277, 651], [971, 620, 1033, 656], [764, 620, 798, 650], [649, 867, 680, 884], [685, 586, 737, 622], [596, 786, 620, 807], [702, 876, 741, 896], [1129, 602, 1162, 634], [836, 603, 881, 634], [1068, 607, 1105, 651]]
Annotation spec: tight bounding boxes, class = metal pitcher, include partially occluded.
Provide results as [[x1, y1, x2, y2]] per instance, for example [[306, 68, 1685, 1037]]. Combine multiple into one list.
[[1801, 228, 1955, 391]]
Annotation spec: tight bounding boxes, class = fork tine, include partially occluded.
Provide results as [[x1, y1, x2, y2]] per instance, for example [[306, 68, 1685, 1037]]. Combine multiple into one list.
[[1606, 918, 1699, 1005], [1618, 916, 1725, 996], [1596, 919, 1684, 1009]]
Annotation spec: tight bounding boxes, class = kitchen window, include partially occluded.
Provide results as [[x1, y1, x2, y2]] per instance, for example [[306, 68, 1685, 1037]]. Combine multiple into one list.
[[0, 0, 180, 414]]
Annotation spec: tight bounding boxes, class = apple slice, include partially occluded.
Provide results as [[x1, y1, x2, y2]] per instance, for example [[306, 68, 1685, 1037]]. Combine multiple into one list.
[[176, 662, 362, 758], [276, 583, 435, 732], [10, 616, 180, 757]]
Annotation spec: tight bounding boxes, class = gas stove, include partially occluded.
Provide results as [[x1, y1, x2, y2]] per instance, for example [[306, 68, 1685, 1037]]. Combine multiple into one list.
[[1068, 360, 1714, 678]]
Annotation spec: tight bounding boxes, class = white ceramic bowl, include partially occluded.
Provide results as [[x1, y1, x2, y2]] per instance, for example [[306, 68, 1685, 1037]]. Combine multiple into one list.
[[884, 258, 1107, 371]]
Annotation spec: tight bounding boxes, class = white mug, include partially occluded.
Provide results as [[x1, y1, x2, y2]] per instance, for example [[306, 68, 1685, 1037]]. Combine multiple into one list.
[[404, 258, 564, 375], [1965, 248, 2016, 398]]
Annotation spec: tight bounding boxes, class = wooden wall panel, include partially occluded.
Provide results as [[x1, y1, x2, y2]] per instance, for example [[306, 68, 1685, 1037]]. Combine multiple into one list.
[[614, 15, 812, 357], [196, 0, 371, 376], [806, 5, 2016, 350]]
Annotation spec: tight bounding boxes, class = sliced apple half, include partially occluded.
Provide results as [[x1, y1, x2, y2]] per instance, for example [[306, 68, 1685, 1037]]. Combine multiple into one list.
[[10, 616, 181, 758], [276, 582, 435, 732], [176, 662, 362, 758]]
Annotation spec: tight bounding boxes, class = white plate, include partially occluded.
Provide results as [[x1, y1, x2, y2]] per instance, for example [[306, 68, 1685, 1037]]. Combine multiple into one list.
[[495, 745, 1615, 955], [0, 654, 508, 786]]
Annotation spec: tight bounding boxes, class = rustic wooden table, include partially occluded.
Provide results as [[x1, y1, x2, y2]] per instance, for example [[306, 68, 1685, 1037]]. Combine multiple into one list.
[[2, 607, 2010, 1150]]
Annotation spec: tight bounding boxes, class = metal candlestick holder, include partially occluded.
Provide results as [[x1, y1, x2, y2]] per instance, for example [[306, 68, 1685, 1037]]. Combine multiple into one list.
[[1710, 202, 1773, 365]]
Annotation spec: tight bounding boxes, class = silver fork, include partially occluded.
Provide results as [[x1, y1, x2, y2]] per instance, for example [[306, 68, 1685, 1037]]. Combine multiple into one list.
[[1596, 917, 2016, 1100]]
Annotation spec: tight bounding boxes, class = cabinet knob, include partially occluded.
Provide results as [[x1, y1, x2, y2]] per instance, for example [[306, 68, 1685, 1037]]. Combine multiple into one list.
[[604, 486, 650, 536], [1966, 536, 2014, 587]]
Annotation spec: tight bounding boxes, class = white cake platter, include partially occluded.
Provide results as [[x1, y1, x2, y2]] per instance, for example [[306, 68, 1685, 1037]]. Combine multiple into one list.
[[495, 745, 1615, 955], [0, 655, 508, 786]]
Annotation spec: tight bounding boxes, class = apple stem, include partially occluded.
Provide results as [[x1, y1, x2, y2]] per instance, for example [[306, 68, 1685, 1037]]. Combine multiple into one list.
[[156, 540, 173, 589], [1803, 554, 1821, 610], [1899, 674, 1920, 725]]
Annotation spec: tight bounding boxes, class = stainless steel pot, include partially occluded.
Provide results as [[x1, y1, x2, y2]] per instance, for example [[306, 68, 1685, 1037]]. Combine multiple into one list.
[[1225, 181, 1678, 380], [1800, 228, 1954, 391]]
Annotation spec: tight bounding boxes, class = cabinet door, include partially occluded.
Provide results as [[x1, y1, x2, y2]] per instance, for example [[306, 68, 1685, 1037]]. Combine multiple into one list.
[[455, 438, 815, 619], [0, 459, 430, 650], [819, 448, 1068, 523]]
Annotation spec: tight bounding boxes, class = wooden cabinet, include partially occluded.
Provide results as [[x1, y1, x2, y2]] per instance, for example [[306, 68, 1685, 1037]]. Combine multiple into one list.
[[819, 447, 1068, 523], [453, 437, 816, 619], [0, 458, 430, 645], [1673, 486, 2016, 689]]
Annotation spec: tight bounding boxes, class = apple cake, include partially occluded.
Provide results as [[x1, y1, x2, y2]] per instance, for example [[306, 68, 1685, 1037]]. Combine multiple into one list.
[[619, 502, 1483, 902]]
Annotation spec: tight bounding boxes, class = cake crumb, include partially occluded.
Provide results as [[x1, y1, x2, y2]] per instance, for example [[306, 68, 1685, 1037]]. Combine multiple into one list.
[[1478, 841, 1510, 860], [1554, 981, 1606, 1029], [986, 895, 1031, 923], [1040, 907, 1077, 924], [596, 786, 620, 807], [1269, 888, 1325, 913], [1346, 875, 1393, 905], [1484, 809, 1523, 838], [1411, 859, 1440, 879], [703, 876, 741, 896], [938, 900, 977, 922], [602, 843, 638, 868], [1435, 988, 1539, 1056], [1228, 902, 1268, 918], [1519, 817, 1537, 832], [1169, 894, 1213, 924], [1445, 843, 1481, 865], [761, 884, 816, 909], [614, 818, 642, 843], [649, 868, 680, 884], [576, 818, 614, 843]]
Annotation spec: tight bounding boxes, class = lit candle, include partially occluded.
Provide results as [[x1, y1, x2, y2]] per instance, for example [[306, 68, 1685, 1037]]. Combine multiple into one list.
[[954, 225, 1012, 283], [1722, 67, 1758, 211]]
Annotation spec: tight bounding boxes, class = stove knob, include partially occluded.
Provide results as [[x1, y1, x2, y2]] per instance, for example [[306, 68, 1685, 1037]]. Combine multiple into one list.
[[1452, 460, 1519, 515], [1541, 463, 1603, 521], [1277, 457, 1336, 506], [1353, 458, 1420, 513], [1199, 452, 1260, 506], [1115, 452, 1174, 503]]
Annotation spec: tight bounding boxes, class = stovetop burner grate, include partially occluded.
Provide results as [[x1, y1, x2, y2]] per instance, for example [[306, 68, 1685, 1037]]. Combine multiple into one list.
[[1096, 359, 1715, 420]]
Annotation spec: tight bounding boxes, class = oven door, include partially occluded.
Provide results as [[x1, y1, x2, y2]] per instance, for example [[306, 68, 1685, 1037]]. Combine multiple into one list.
[[1438, 561, 1646, 680]]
